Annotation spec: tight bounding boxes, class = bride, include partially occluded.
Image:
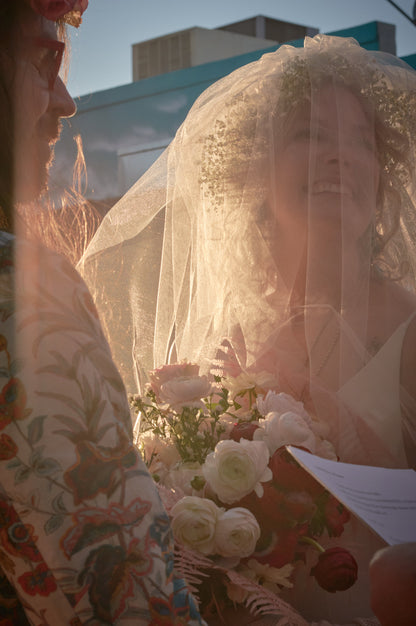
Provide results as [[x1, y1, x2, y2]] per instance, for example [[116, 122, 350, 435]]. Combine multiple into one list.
[[79, 35, 416, 623]]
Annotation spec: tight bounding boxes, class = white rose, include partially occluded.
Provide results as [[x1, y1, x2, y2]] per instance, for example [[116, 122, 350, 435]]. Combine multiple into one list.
[[171, 496, 220, 554], [214, 507, 260, 558], [254, 411, 316, 454], [202, 439, 272, 504], [256, 391, 310, 420]]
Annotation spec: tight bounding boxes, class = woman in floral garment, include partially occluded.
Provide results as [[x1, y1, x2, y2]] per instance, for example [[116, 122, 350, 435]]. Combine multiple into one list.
[[0, 1, 203, 624]]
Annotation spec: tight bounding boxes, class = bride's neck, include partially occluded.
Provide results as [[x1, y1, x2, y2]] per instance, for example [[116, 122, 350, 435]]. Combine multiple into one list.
[[273, 229, 366, 310]]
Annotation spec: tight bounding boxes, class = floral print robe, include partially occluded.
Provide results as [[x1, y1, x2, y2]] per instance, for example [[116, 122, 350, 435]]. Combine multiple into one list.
[[0, 232, 203, 625]]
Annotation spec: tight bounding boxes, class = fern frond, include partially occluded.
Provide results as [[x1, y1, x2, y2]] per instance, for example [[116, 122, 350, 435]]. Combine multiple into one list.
[[174, 545, 212, 599], [225, 569, 308, 626]]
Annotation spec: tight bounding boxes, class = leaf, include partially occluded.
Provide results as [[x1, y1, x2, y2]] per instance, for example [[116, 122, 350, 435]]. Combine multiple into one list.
[[27, 415, 47, 445], [33, 456, 61, 477], [225, 569, 308, 625], [53, 429, 83, 444], [36, 364, 71, 377], [14, 465, 32, 484], [44, 514, 64, 536], [7, 457, 23, 470], [67, 521, 121, 556], [95, 422, 116, 441], [9, 358, 25, 377], [36, 391, 85, 419], [52, 492, 68, 514], [53, 414, 85, 434], [174, 545, 212, 600]]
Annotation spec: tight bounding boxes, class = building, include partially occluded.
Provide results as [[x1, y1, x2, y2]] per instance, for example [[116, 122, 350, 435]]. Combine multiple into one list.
[[132, 16, 319, 80]]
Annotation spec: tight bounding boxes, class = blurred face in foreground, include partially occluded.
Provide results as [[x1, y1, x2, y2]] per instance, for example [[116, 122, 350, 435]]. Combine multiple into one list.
[[12, 10, 76, 202]]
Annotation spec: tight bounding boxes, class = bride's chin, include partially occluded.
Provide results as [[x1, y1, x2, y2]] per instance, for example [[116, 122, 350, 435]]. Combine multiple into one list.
[[307, 197, 369, 229]]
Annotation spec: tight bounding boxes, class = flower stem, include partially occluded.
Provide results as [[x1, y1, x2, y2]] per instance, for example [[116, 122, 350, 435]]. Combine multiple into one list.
[[300, 536, 325, 553]]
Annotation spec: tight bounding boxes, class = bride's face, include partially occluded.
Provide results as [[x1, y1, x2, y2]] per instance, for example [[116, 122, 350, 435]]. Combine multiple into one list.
[[269, 85, 380, 241]]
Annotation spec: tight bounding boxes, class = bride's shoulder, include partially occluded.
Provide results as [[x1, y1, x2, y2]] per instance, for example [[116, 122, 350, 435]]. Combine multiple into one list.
[[375, 280, 416, 402], [370, 276, 416, 327]]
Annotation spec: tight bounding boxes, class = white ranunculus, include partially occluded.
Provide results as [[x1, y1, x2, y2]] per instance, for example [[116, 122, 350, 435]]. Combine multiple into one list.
[[202, 439, 272, 504], [254, 411, 316, 454], [214, 507, 260, 558], [256, 391, 310, 420], [171, 496, 220, 554]]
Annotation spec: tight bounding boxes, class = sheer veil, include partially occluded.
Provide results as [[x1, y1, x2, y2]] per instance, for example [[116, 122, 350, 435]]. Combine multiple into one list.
[[78, 35, 416, 470]]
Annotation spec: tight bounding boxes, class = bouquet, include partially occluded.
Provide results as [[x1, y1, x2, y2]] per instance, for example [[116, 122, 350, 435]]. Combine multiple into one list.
[[130, 363, 357, 623]]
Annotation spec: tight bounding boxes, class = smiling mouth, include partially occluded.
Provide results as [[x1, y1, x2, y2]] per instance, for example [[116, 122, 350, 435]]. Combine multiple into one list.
[[312, 181, 352, 197]]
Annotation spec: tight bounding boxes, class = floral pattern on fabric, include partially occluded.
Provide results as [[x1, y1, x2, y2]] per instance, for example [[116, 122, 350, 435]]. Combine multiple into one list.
[[0, 234, 203, 625]]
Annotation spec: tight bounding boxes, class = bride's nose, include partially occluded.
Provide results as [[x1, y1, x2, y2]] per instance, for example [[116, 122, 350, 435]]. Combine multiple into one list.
[[318, 133, 353, 167]]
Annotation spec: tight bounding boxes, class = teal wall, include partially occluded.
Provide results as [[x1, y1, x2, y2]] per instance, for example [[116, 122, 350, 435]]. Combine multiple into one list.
[[52, 22, 416, 204]]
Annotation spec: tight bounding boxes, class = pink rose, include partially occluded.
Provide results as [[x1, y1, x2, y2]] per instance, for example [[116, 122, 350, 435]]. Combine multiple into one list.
[[149, 362, 212, 409], [149, 362, 200, 398]]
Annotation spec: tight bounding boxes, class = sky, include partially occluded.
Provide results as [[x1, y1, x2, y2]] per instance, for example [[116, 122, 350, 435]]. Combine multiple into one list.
[[67, 0, 416, 98]]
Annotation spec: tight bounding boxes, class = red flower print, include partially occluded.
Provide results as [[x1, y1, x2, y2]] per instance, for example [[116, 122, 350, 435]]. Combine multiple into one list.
[[149, 596, 177, 625], [0, 378, 31, 429], [64, 435, 137, 505], [0, 498, 41, 563], [18, 563, 57, 596], [79, 539, 152, 622], [61, 498, 152, 557], [0, 334, 7, 352], [311, 547, 358, 592], [0, 434, 17, 460], [148, 587, 195, 626]]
